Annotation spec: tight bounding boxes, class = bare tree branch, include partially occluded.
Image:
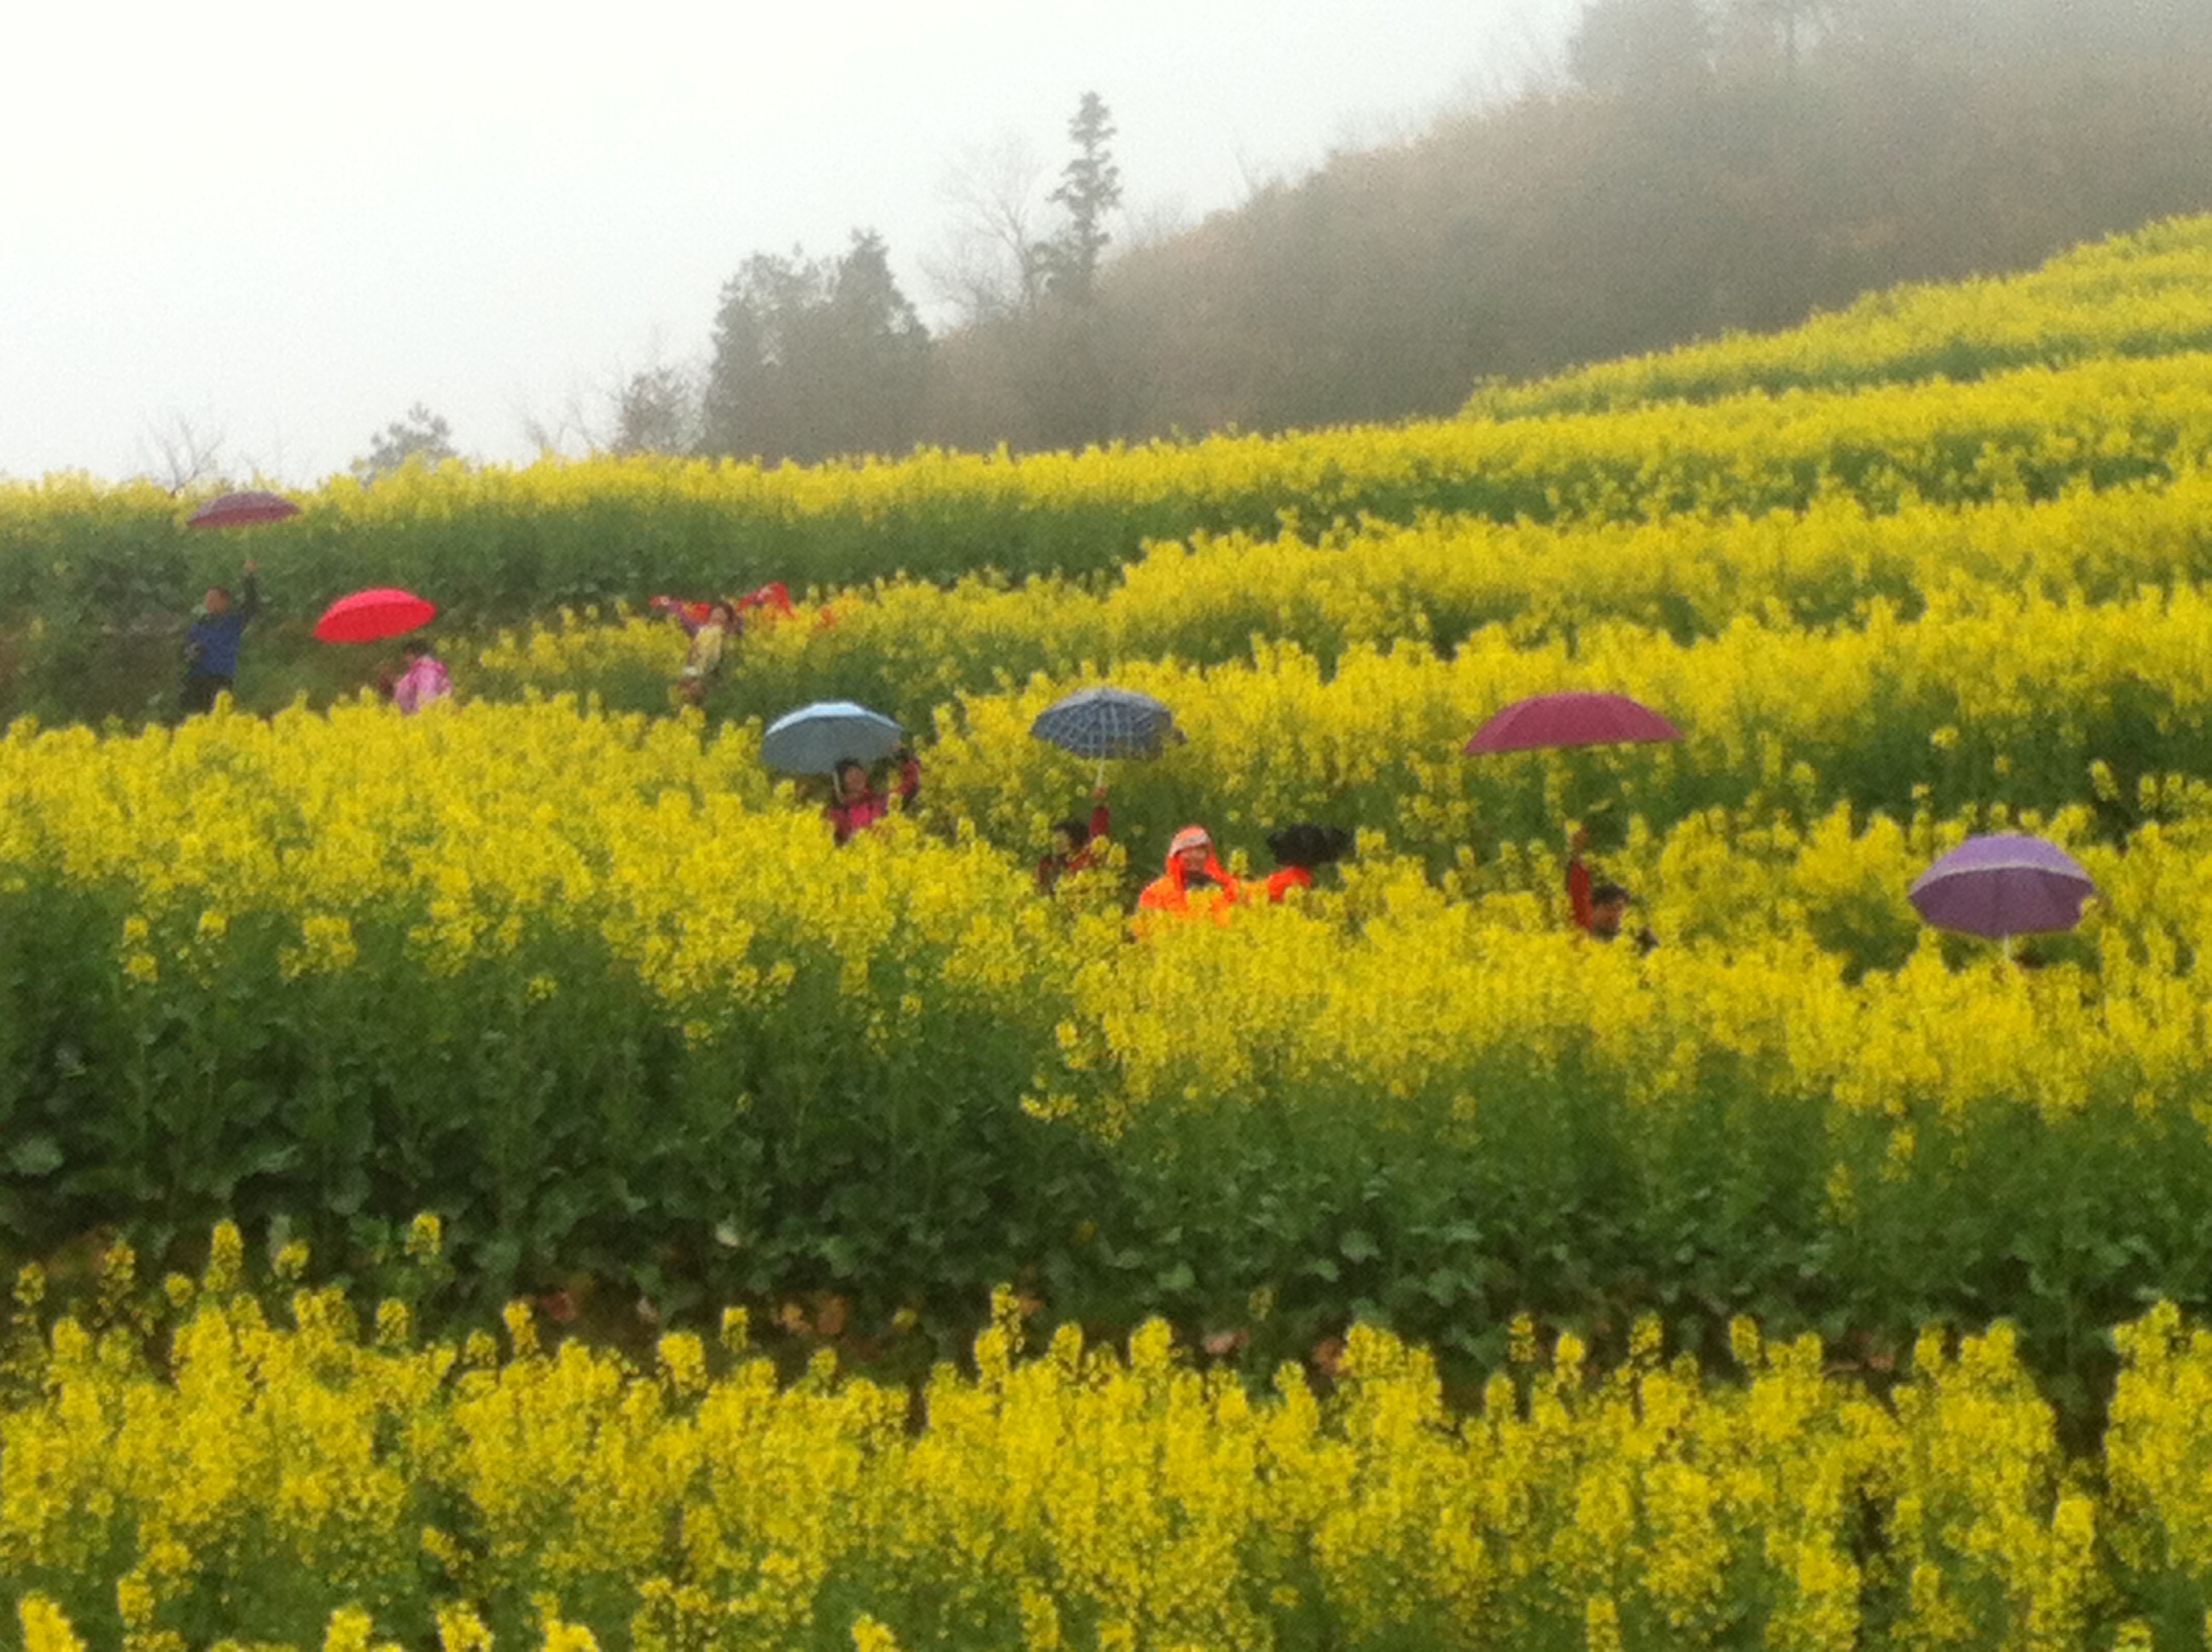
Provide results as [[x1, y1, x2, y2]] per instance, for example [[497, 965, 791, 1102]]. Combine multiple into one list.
[[924, 132, 1050, 325], [136, 411, 230, 494]]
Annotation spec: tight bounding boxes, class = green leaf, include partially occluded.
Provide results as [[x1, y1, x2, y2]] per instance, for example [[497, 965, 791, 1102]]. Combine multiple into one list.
[[326, 1165, 371, 1217], [6, 1135, 63, 1177], [1339, 1229, 1382, 1263], [245, 1141, 300, 1178]]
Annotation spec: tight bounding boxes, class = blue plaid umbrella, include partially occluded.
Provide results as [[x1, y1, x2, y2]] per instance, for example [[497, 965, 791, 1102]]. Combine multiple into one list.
[[761, 701, 904, 776], [1031, 686, 1180, 765]]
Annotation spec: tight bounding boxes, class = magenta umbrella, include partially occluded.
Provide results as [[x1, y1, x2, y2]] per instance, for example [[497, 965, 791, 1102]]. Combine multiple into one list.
[[1909, 834, 2097, 942], [1464, 691, 1683, 754], [314, 587, 436, 643], [187, 490, 300, 528]]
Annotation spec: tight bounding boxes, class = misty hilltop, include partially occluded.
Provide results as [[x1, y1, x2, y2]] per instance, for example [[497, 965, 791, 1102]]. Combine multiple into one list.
[[645, 0, 2212, 463]]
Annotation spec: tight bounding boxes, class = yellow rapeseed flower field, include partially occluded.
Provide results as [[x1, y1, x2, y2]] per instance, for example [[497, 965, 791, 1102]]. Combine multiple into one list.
[[9, 215, 2212, 1641], [6, 1231, 2209, 1647]]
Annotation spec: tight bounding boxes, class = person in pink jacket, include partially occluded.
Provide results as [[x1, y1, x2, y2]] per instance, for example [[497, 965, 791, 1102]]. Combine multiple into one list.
[[392, 640, 452, 714], [825, 749, 921, 844]]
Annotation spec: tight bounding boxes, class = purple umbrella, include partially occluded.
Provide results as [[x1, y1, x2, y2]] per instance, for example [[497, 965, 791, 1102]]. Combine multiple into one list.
[[1908, 835, 2098, 941], [186, 489, 300, 528], [1464, 691, 1682, 754]]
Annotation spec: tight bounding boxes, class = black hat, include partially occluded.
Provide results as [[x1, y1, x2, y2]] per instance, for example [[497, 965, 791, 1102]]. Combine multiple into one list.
[[1266, 823, 1354, 870]]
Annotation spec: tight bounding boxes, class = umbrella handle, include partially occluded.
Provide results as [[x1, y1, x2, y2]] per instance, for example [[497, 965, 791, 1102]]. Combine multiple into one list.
[[1095, 755, 1108, 788]]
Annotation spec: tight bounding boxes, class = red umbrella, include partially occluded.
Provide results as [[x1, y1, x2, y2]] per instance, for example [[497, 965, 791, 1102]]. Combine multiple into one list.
[[187, 490, 300, 528], [314, 587, 437, 643], [1464, 691, 1682, 753]]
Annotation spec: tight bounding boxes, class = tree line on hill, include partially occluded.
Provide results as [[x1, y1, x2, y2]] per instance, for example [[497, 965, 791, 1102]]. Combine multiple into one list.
[[585, 0, 2212, 467]]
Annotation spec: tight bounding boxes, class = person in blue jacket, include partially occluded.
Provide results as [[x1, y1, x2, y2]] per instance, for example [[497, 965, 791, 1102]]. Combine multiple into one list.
[[182, 560, 260, 715]]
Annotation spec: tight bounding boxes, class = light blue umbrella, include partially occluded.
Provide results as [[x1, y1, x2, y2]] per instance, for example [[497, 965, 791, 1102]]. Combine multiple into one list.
[[1033, 684, 1180, 765], [761, 700, 904, 776]]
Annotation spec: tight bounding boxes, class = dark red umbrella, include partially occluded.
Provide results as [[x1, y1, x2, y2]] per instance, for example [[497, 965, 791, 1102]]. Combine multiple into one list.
[[314, 587, 436, 643], [1464, 691, 1683, 754], [187, 490, 300, 528]]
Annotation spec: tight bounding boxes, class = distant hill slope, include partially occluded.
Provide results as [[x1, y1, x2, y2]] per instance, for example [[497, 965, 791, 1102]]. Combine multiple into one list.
[[922, 23, 2212, 449], [1466, 216, 2212, 420], [12, 206, 2212, 725]]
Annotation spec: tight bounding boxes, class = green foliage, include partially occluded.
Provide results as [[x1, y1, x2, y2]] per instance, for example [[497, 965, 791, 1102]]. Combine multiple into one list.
[[701, 230, 932, 463], [352, 402, 457, 483]]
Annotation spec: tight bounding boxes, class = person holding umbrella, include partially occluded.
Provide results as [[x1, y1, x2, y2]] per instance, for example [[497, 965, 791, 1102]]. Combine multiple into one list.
[[1138, 824, 1240, 926], [1566, 825, 1598, 933], [826, 748, 921, 846], [181, 559, 260, 716], [1563, 822, 1656, 951], [313, 585, 440, 705], [759, 701, 915, 844]]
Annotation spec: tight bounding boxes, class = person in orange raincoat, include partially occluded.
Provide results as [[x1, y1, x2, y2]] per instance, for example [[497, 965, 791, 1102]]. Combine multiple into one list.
[[1137, 824, 1240, 925]]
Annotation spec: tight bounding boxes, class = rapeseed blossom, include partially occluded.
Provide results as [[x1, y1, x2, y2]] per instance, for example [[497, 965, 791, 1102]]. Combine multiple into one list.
[[6, 206, 2212, 1647], [8, 1258, 2212, 1646]]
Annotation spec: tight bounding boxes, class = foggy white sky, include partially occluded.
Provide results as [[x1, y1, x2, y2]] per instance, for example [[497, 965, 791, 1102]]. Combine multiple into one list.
[[0, 0, 1580, 484]]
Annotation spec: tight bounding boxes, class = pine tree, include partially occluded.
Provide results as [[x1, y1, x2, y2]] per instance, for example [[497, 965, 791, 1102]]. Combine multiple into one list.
[[1038, 93, 1122, 306]]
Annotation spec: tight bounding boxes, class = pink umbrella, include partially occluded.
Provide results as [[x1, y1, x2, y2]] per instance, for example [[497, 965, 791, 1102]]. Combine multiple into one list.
[[187, 490, 300, 528], [314, 587, 436, 643], [1464, 691, 1683, 754]]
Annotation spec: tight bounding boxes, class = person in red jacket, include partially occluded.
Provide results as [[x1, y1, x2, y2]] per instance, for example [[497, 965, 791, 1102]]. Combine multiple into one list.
[[1137, 825, 1240, 925], [737, 581, 796, 622], [1568, 826, 1658, 951], [1036, 787, 1112, 892], [825, 748, 920, 845], [1567, 826, 1598, 933]]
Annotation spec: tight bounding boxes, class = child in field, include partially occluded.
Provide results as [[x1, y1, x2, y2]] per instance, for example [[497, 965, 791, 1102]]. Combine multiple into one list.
[[1584, 876, 1661, 954], [676, 601, 737, 705], [391, 638, 452, 713], [1036, 788, 1112, 892]]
